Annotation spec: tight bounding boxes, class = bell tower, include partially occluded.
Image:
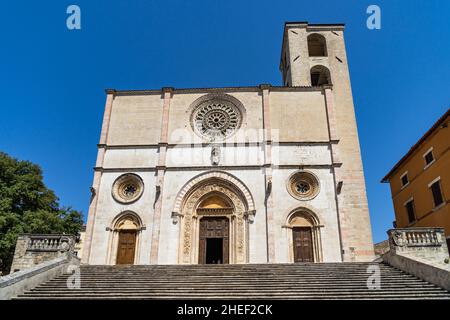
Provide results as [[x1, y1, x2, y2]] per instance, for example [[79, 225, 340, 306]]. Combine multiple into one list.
[[280, 22, 375, 261], [280, 21, 347, 87]]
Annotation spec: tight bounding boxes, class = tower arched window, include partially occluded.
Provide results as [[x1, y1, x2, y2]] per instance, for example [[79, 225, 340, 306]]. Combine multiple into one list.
[[307, 34, 327, 57], [310, 65, 331, 86]]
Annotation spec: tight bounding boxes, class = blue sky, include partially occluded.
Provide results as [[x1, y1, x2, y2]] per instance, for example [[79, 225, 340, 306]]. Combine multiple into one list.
[[0, 1, 448, 243]]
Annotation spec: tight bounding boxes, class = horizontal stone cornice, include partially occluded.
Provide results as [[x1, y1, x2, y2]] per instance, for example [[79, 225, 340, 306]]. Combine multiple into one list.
[[104, 85, 324, 96], [98, 141, 336, 150], [93, 164, 335, 173]]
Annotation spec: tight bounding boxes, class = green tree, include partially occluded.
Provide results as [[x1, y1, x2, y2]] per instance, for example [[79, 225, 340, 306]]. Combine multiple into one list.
[[0, 152, 83, 274]]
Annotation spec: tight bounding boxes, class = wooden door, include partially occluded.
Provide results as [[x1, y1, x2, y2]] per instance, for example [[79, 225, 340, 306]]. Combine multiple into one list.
[[199, 217, 229, 264], [293, 227, 314, 262], [116, 231, 136, 265]]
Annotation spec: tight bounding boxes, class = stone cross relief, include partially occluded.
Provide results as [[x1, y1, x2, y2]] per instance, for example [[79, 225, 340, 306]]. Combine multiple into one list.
[[211, 144, 220, 165]]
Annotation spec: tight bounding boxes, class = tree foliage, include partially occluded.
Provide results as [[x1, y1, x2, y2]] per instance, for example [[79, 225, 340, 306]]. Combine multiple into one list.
[[0, 152, 83, 274]]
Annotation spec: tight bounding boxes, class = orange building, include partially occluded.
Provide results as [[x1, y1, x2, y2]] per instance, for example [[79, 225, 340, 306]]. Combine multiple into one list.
[[382, 108, 450, 250]]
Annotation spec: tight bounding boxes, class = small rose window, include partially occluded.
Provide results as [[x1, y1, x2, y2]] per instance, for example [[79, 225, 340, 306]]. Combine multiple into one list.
[[112, 174, 144, 204], [288, 171, 320, 200]]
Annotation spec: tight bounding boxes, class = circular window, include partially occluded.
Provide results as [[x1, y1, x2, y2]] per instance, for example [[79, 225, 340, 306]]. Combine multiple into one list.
[[112, 174, 144, 204], [191, 100, 242, 140], [287, 171, 320, 200]]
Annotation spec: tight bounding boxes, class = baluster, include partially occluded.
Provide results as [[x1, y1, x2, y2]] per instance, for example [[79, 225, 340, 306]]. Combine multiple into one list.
[[406, 232, 411, 245]]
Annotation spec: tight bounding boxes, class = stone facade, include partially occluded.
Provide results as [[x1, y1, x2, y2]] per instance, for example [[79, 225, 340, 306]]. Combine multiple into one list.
[[82, 22, 374, 265]]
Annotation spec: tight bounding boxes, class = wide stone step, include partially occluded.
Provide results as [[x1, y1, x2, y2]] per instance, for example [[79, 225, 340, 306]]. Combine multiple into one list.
[[16, 263, 450, 300], [17, 291, 450, 299]]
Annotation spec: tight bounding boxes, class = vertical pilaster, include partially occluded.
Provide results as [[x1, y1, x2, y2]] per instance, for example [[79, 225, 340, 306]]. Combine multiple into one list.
[[82, 89, 115, 264], [150, 87, 173, 264], [260, 84, 275, 263], [323, 86, 344, 262]]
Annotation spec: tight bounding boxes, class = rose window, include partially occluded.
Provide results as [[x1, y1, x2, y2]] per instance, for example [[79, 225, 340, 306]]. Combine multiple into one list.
[[192, 100, 242, 140], [288, 171, 320, 200], [112, 174, 144, 204]]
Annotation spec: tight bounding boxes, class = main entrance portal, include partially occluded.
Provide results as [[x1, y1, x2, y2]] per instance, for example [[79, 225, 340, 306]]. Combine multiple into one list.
[[199, 217, 229, 264], [174, 172, 256, 264]]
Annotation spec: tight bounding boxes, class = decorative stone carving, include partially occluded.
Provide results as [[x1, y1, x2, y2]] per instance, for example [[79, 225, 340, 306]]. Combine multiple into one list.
[[287, 170, 320, 200], [191, 98, 243, 141], [112, 173, 144, 204], [178, 181, 248, 264], [211, 144, 221, 165]]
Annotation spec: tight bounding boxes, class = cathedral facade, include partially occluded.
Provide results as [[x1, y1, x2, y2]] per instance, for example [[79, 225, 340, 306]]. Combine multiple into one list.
[[81, 22, 374, 266]]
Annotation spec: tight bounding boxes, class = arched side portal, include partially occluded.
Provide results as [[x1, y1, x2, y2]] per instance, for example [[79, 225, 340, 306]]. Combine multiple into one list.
[[172, 171, 256, 264], [106, 211, 145, 265], [284, 208, 323, 263]]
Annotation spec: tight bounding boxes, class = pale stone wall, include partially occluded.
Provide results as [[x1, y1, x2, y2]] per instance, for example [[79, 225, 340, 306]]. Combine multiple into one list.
[[271, 168, 342, 262], [107, 94, 163, 145], [103, 148, 159, 169], [269, 90, 329, 142], [87, 171, 156, 265]]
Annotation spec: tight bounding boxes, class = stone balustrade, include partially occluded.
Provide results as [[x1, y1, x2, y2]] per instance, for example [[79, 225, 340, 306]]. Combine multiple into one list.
[[27, 235, 74, 252], [388, 228, 445, 251], [10, 234, 76, 273], [383, 227, 450, 291]]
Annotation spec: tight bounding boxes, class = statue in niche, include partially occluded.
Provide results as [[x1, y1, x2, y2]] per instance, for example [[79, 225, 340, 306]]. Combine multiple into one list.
[[211, 144, 220, 165]]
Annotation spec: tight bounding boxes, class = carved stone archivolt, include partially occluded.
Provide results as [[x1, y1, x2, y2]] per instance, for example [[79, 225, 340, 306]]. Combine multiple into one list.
[[178, 181, 249, 264]]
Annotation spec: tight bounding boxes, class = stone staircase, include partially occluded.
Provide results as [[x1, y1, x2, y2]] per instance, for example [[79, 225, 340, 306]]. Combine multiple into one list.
[[15, 263, 450, 300]]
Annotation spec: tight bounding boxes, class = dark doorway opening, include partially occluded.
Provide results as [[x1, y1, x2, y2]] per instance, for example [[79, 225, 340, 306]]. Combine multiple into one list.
[[206, 238, 223, 264]]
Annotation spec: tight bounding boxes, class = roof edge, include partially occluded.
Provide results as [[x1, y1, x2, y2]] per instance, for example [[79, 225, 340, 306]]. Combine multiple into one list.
[[104, 85, 328, 95], [381, 108, 450, 183]]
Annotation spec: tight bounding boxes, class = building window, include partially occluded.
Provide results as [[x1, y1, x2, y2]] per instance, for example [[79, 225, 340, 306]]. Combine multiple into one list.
[[430, 180, 444, 208], [310, 65, 331, 86], [112, 173, 144, 204], [190, 95, 243, 141], [400, 172, 409, 187], [307, 34, 327, 57], [405, 199, 416, 224], [424, 149, 435, 167], [287, 171, 320, 200]]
